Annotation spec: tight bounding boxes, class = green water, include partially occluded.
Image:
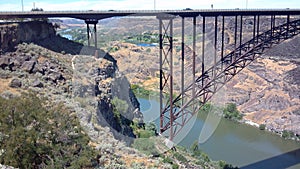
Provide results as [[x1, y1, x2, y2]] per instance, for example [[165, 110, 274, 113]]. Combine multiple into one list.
[[138, 97, 300, 168]]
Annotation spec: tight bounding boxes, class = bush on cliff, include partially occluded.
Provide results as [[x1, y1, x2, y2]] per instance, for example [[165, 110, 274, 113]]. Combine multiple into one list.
[[0, 92, 98, 168], [130, 84, 150, 97]]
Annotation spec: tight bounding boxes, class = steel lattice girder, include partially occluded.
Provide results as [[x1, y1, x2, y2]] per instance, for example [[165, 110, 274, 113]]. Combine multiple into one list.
[[160, 17, 300, 138]]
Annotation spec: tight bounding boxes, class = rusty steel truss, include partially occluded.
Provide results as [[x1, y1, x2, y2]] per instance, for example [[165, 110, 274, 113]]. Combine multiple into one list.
[[159, 15, 300, 140]]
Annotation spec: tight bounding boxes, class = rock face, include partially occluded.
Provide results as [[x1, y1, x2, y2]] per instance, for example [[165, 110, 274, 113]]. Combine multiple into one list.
[[226, 35, 300, 135], [0, 21, 55, 52], [72, 53, 143, 144]]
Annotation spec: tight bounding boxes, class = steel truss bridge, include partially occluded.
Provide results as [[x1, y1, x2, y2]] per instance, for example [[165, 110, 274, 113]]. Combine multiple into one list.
[[1, 9, 300, 140]]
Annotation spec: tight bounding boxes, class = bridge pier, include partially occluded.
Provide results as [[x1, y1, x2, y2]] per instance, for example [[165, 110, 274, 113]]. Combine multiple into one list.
[[201, 16, 206, 100], [157, 14, 176, 140], [85, 19, 98, 48]]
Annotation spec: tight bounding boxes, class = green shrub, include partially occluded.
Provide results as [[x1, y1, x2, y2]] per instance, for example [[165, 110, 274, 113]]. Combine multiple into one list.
[[259, 124, 266, 130], [197, 103, 213, 118], [282, 130, 294, 139], [222, 164, 239, 169], [172, 163, 179, 169], [219, 160, 227, 168], [145, 122, 157, 133], [201, 152, 211, 162], [200, 103, 213, 113], [111, 97, 129, 124], [130, 84, 151, 97], [162, 156, 173, 164], [0, 92, 97, 168], [132, 138, 158, 155], [173, 152, 187, 163], [133, 122, 156, 138], [138, 130, 155, 138], [223, 103, 243, 121]]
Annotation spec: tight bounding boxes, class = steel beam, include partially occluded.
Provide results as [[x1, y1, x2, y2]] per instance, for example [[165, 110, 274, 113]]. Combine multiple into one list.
[[87, 23, 90, 46], [181, 17, 185, 115], [159, 18, 163, 136], [239, 15, 243, 55], [192, 16, 196, 111], [271, 15, 275, 37], [234, 15, 238, 61], [214, 16, 218, 79], [94, 23, 97, 48], [253, 15, 256, 41], [221, 16, 225, 62], [257, 15, 260, 42], [287, 15, 290, 38], [157, 15, 175, 140], [253, 15, 256, 59], [202, 16, 206, 90], [169, 18, 174, 140]]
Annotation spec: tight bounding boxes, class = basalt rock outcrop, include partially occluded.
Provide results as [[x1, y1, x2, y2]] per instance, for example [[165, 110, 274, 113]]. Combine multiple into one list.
[[0, 21, 55, 52], [0, 21, 143, 146], [226, 35, 300, 135]]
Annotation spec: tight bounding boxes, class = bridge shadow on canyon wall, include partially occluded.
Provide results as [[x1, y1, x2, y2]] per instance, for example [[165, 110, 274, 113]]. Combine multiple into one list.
[[37, 33, 117, 64], [240, 148, 300, 169]]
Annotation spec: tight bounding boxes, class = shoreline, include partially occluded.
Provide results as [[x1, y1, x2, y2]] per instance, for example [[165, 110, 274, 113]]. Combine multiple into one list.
[[241, 119, 300, 142]]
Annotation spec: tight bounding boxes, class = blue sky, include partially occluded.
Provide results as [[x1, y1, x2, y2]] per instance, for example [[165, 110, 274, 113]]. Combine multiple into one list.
[[0, 0, 299, 11]]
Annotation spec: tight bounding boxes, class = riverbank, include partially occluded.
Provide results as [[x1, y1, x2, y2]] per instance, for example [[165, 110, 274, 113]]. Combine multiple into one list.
[[242, 118, 300, 142]]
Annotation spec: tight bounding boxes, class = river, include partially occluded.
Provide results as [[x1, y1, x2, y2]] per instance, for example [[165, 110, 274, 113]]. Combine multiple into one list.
[[137, 97, 300, 169]]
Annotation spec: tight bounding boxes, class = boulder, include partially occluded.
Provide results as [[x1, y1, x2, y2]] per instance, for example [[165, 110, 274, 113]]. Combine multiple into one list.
[[48, 71, 63, 83], [15, 54, 31, 64], [32, 64, 45, 74], [32, 80, 44, 88], [9, 78, 22, 88], [21, 61, 36, 73], [0, 57, 10, 69]]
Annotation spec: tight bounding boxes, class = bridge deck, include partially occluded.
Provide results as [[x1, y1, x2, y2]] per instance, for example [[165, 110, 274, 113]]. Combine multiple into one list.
[[1, 9, 300, 20]]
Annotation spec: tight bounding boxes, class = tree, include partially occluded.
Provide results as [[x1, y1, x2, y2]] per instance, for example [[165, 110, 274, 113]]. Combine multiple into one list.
[[259, 124, 266, 130], [223, 103, 243, 121], [30, 8, 48, 21], [31, 8, 44, 11]]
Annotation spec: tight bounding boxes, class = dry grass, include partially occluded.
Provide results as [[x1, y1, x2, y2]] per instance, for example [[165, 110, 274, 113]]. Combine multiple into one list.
[[142, 77, 159, 92], [121, 155, 157, 168], [0, 78, 22, 95], [259, 58, 297, 74]]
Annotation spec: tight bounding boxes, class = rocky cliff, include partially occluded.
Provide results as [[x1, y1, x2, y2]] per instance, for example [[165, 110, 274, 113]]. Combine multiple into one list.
[[0, 21, 144, 141], [0, 21, 167, 168], [0, 21, 55, 52], [226, 35, 300, 135]]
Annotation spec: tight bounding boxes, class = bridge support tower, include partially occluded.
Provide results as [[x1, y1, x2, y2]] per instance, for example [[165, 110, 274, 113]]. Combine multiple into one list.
[[85, 19, 98, 48]]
